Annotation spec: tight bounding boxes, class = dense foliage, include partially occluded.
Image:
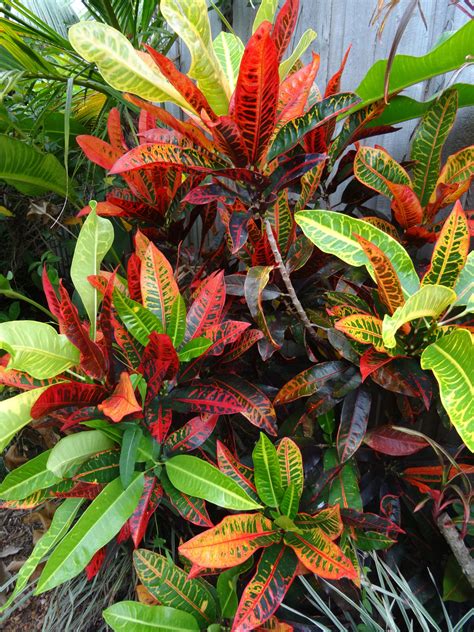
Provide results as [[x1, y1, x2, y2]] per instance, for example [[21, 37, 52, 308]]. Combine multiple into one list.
[[0, 0, 473, 630]]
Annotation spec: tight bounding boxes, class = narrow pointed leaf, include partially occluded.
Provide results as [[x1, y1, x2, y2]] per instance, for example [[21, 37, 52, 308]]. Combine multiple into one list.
[[277, 437, 303, 499], [387, 183, 423, 229], [184, 271, 225, 342], [213, 31, 244, 93], [128, 476, 162, 547], [216, 441, 259, 503], [31, 382, 106, 419], [0, 450, 61, 500], [164, 415, 218, 455], [274, 361, 347, 405], [244, 266, 278, 347], [253, 433, 283, 507], [36, 474, 144, 593], [113, 290, 163, 346], [140, 243, 180, 330], [233, 543, 298, 631], [337, 387, 371, 463], [364, 425, 428, 456], [161, 472, 213, 528]]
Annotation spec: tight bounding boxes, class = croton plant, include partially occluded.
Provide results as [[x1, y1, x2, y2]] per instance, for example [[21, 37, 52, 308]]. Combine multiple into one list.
[[0, 0, 473, 629]]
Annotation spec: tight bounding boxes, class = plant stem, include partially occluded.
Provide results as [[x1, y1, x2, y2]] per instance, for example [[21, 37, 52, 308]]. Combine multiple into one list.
[[1, 290, 55, 320], [264, 219, 320, 344], [437, 512, 474, 589]]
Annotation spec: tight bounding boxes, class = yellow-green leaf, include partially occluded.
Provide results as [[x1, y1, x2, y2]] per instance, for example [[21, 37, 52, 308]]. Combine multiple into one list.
[[0, 386, 50, 453], [277, 437, 303, 500], [69, 22, 189, 111], [160, 0, 231, 115], [354, 146, 411, 198], [279, 29, 317, 79], [421, 329, 474, 452], [335, 314, 386, 353], [213, 32, 244, 93], [382, 285, 456, 349]]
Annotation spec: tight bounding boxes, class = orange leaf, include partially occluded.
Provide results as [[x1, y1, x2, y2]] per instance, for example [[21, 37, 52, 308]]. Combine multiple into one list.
[[98, 372, 142, 422]]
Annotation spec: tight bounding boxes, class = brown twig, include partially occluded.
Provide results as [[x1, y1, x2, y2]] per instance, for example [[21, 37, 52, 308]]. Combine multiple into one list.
[[264, 219, 319, 344], [437, 512, 474, 589]]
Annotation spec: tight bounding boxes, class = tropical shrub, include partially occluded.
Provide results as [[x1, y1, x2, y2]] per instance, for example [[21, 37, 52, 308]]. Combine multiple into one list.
[[1, 0, 473, 630]]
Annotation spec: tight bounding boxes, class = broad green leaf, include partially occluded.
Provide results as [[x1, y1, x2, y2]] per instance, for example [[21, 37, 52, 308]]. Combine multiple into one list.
[[103, 602, 199, 632], [354, 20, 474, 113], [160, 0, 231, 115], [216, 560, 252, 619], [252, 433, 283, 508], [134, 550, 217, 627], [167, 294, 186, 348], [454, 251, 474, 307], [382, 285, 456, 349], [113, 290, 163, 346], [178, 337, 212, 362], [36, 474, 144, 593], [295, 210, 420, 296], [353, 146, 411, 198], [0, 450, 60, 500], [279, 29, 317, 79], [165, 455, 262, 511], [68, 22, 189, 111], [0, 321, 79, 378], [411, 88, 458, 206], [421, 329, 474, 452], [71, 208, 114, 338], [279, 483, 299, 519], [252, 0, 278, 32], [277, 437, 304, 500], [422, 203, 469, 288], [0, 134, 75, 198], [47, 430, 115, 477], [0, 386, 50, 452], [324, 448, 362, 511], [120, 426, 143, 488], [213, 32, 244, 93], [0, 499, 83, 613]]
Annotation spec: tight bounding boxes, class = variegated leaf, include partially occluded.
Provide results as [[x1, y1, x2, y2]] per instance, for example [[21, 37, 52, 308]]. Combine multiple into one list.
[[293, 506, 343, 540], [274, 361, 347, 405], [354, 145, 411, 198], [140, 243, 180, 330], [335, 314, 386, 353], [277, 438, 303, 500]]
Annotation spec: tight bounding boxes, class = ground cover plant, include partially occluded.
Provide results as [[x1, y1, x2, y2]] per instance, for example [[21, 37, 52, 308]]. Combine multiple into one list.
[[0, 0, 473, 629]]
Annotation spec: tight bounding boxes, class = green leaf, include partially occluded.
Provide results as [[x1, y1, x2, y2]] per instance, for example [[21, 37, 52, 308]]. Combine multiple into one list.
[[280, 483, 299, 519], [113, 290, 163, 346], [167, 294, 186, 348], [324, 448, 362, 511], [133, 549, 218, 627], [0, 320, 79, 378], [382, 285, 456, 349], [268, 92, 359, 161], [0, 499, 83, 613], [252, 0, 278, 32], [0, 134, 75, 198], [69, 22, 189, 111], [421, 329, 474, 452], [0, 386, 50, 453], [443, 555, 473, 603], [454, 251, 474, 307], [165, 455, 262, 511], [160, 0, 231, 115], [216, 560, 252, 619], [410, 88, 458, 206], [36, 474, 144, 593], [354, 21, 474, 113], [0, 450, 61, 500], [103, 602, 199, 632], [295, 210, 420, 296], [252, 433, 283, 508], [178, 337, 212, 362], [71, 208, 114, 338], [47, 430, 115, 478], [120, 426, 143, 488], [213, 32, 244, 93], [279, 29, 317, 79]]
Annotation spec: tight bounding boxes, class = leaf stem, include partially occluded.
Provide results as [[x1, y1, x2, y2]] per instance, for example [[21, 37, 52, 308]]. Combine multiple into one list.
[[264, 219, 320, 345]]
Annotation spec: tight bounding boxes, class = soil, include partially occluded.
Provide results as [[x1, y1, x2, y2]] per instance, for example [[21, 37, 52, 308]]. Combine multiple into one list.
[[0, 509, 52, 631]]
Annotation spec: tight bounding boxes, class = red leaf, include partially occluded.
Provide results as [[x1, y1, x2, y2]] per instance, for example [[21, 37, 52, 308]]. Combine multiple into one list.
[[31, 382, 107, 419], [42, 266, 61, 322], [164, 414, 219, 455], [128, 475, 163, 548], [184, 271, 226, 342], [127, 253, 142, 303], [99, 270, 117, 384], [138, 333, 179, 402], [76, 135, 121, 170], [234, 22, 279, 165], [277, 53, 320, 125], [216, 440, 259, 502], [58, 281, 106, 380], [146, 403, 173, 443], [220, 329, 265, 364], [364, 426, 428, 456], [0, 366, 62, 391], [272, 0, 299, 63], [340, 508, 404, 535], [54, 481, 103, 500], [336, 387, 371, 463], [113, 315, 142, 370], [98, 372, 142, 422], [359, 348, 394, 382], [77, 201, 126, 218], [145, 45, 215, 119], [388, 183, 423, 228], [325, 45, 351, 97], [171, 383, 243, 416], [205, 115, 249, 166], [85, 547, 106, 581], [107, 107, 127, 150], [199, 320, 250, 357]]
